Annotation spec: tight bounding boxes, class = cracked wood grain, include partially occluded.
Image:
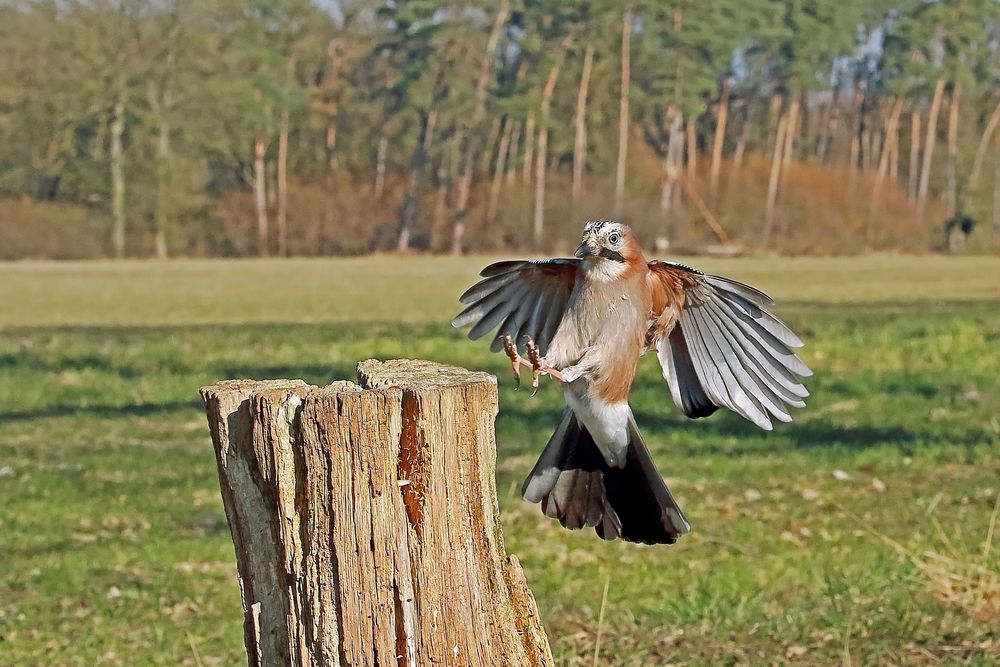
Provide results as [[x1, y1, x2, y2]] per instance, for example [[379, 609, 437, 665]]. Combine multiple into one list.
[[201, 360, 553, 667]]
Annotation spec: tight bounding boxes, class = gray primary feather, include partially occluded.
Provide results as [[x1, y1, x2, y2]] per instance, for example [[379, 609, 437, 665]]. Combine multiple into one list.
[[451, 258, 579, 357], [656, 269, 811, 430]]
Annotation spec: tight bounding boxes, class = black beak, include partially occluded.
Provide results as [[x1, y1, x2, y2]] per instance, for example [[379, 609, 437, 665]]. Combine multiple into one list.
[[574, 239, 598, 258]]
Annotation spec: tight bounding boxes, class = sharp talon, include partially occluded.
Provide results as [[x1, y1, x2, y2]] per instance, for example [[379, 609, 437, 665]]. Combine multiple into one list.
[[502, 334, 521, 388]]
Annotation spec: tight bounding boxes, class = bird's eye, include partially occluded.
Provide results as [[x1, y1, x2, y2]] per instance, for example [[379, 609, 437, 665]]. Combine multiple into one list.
[[607, 232, 621, 246]]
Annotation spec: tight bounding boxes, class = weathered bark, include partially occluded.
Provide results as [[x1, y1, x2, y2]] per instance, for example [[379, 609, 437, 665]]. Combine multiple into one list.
[[277, 109, 290, 257], [200, 360, 554, 667], [916, 78, 946, 224], [614, 8, 632, 217], [533, 52, 564, 249], [763, 111, 788, 248], [709, 81, 729, 201], [254, 137, 269, 257], [970, 99, 1000, 188], [110, 76, 126, 260], [374, 134, 387, 201], [572, 43, 594, 204], [487, 118, 512, 226], [908, 111, 921, 202]]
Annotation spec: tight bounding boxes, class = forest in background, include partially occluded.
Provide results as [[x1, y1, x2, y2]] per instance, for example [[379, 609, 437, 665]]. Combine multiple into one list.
[[2, 0, 1000, 259]]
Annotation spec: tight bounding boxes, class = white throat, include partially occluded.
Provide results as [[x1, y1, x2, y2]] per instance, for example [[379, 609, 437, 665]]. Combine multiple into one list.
[[581, 257, 628, 282]]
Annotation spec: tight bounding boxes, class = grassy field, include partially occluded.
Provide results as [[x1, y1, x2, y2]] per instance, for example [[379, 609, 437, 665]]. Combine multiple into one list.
[[0, 255, 998, 666]]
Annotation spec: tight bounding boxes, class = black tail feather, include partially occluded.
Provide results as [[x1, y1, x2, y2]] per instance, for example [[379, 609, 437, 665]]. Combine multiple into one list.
[[521, 408, 691, 545]]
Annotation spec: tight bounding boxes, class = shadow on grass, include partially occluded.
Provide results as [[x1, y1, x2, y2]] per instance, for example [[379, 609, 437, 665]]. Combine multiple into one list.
[[0, 400, 201, 423]]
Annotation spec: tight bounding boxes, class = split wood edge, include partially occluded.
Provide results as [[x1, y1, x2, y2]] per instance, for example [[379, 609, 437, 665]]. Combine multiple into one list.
[[200, 359, 553, 667]]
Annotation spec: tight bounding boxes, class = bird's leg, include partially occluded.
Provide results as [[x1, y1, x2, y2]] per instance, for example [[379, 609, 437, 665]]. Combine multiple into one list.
[[523, 336, 564, 396], [502, 334, 532, 388], [502, 335, 564, 394]]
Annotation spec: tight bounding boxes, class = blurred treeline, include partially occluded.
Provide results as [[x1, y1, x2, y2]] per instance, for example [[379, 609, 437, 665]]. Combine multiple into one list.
[[2, 0, 1000, 259]]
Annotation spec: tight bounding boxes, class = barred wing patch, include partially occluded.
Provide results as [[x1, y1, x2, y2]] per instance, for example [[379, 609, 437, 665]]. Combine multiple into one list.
[[649, 261, 811, 431], [451, 258, 579, 356]]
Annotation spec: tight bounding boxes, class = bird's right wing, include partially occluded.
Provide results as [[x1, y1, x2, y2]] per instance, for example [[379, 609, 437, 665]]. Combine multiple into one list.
[[451, 258, 580, 356]]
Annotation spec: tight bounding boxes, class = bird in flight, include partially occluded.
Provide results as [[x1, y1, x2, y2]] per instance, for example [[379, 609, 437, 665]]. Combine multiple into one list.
[[452, 220, 811, 544]]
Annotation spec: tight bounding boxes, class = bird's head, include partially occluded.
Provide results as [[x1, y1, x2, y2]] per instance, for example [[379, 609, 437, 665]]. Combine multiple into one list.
[[574, 220, 644, 281]]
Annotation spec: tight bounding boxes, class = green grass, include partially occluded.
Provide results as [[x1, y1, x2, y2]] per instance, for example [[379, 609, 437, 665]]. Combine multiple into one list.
[[0, 256, 998, 665]]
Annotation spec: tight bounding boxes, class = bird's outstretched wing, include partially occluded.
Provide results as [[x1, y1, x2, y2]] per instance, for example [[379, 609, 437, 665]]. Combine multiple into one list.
[[451, 258, 579, 355], [647, 260, 811, 430]]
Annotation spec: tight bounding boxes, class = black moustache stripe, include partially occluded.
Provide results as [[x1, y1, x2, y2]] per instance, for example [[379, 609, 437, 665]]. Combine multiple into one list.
[[599, 248, 625, 262]]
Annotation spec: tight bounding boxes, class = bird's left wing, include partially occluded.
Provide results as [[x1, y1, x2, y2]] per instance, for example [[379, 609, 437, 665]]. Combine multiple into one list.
[[451, 258, 579, 355], [647, 260, 812, 430]]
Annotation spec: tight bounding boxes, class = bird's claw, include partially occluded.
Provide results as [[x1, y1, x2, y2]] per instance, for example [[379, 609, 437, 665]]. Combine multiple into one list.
[[502, 334, 563, 395], [502, 334, 521, 388]]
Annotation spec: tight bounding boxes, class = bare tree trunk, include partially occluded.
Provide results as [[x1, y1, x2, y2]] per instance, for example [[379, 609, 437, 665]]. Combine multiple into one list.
[[533, 53, 564, 249], [374, 134, 387, 201], [429, 153, 451, 252], [277, 109, 290, 257], [709, 81, 729, 201], [970, 99, 1000, 188], [480, 118, 503, 171], [908, 111, 921, 202], [766, 94, 782, 160], [685, 116, 697, 183], [732, 115, 748, 168], [777, 98, 801, 240], [814, 102, 831, 162], [889, 121, 899, 187], [487, 118, 512, 225], [254, 137, 269, 257], [848, 90, 862, 179], [153, 112, 170, 260], [522, 111, 536, 185], [398, 110, 436, 253], [572, 43, 594, 205], [110, 76, 126, 260], [506, 121, 521, 186], [658, 106, 683, 245], [916, 78, 946, 224], [945, 83, 961, 216], [451, 0, 510, 256], [994, 147, 1000, 231], [869, 97, 904, 243], [781, 97, 800, 179], [151, 22, 176, 260], [763, 111, 788, 248], [614, 7, 632, 218], [321, 122, 338, 255], [199, 360, 554, 667]]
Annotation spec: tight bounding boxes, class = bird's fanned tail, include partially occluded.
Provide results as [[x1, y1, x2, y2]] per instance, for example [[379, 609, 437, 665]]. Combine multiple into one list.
[[521, 408, 691, 545]]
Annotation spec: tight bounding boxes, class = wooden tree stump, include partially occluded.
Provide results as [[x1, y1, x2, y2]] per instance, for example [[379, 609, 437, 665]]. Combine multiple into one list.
[[200, 359, 553, 667]]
